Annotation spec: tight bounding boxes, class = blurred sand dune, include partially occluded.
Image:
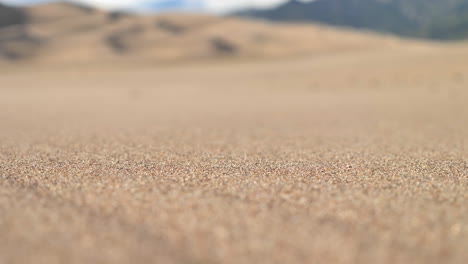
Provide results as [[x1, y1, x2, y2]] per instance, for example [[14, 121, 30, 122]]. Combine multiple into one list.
[[0, 2, 423, 64]]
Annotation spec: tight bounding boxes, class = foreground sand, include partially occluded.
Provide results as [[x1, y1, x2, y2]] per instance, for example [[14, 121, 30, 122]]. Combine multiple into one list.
[[1, 44, 467, 264]]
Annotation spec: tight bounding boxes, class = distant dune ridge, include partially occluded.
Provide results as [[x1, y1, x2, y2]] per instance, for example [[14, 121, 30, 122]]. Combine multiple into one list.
[[0, 2, 412, 64]]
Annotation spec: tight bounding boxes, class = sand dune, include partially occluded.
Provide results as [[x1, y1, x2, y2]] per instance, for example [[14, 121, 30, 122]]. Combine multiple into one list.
[[0, 2, 418, 64]]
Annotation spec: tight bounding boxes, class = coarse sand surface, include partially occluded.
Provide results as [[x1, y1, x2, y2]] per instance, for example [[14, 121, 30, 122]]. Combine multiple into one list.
[[1, 45, 467, 264]]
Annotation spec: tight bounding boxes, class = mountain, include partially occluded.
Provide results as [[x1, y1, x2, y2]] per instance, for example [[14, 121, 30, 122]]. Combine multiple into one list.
[[0, 3, 27, 27], [0, 1, 417, 64], [234, 0, 468, 40]]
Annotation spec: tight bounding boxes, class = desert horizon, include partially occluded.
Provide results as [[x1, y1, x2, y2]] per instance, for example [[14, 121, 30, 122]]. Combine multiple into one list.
[[2, 2, 464, 66]]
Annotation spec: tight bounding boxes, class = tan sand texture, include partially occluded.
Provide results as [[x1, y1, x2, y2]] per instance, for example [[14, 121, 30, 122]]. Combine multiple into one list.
[[1, 3, 468, 264]]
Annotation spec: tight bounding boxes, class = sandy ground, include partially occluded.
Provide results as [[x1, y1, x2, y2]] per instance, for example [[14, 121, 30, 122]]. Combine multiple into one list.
[[0, 44, 467, 264]]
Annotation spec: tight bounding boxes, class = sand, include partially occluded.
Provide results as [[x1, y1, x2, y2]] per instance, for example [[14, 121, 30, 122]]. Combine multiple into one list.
[[1, 43, 467, 264], [1, 4, 468, 263]]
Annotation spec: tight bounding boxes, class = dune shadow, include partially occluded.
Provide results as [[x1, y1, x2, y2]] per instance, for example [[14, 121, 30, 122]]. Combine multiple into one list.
[[210, 37, 237, 54], [0, 26, 42, 60], [105, 24, 145, 54], [108, 11, 130, 23], [156, 19, 186, 35]]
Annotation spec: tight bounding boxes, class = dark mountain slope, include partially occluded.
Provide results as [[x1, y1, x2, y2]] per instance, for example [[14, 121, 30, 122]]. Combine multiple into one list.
[[235, 0, 468, 39], [0, 3, 27, 27]]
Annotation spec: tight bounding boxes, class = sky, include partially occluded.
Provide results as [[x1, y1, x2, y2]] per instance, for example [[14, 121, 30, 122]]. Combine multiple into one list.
[[1, 0, 302, 13]]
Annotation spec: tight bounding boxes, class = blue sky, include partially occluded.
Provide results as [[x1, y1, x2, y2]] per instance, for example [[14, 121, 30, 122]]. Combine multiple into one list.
[[2, 0, 298, 13]]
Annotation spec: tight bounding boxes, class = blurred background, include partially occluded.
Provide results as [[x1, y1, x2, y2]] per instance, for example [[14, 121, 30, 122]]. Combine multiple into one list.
[[2, 0, 468, 64]]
